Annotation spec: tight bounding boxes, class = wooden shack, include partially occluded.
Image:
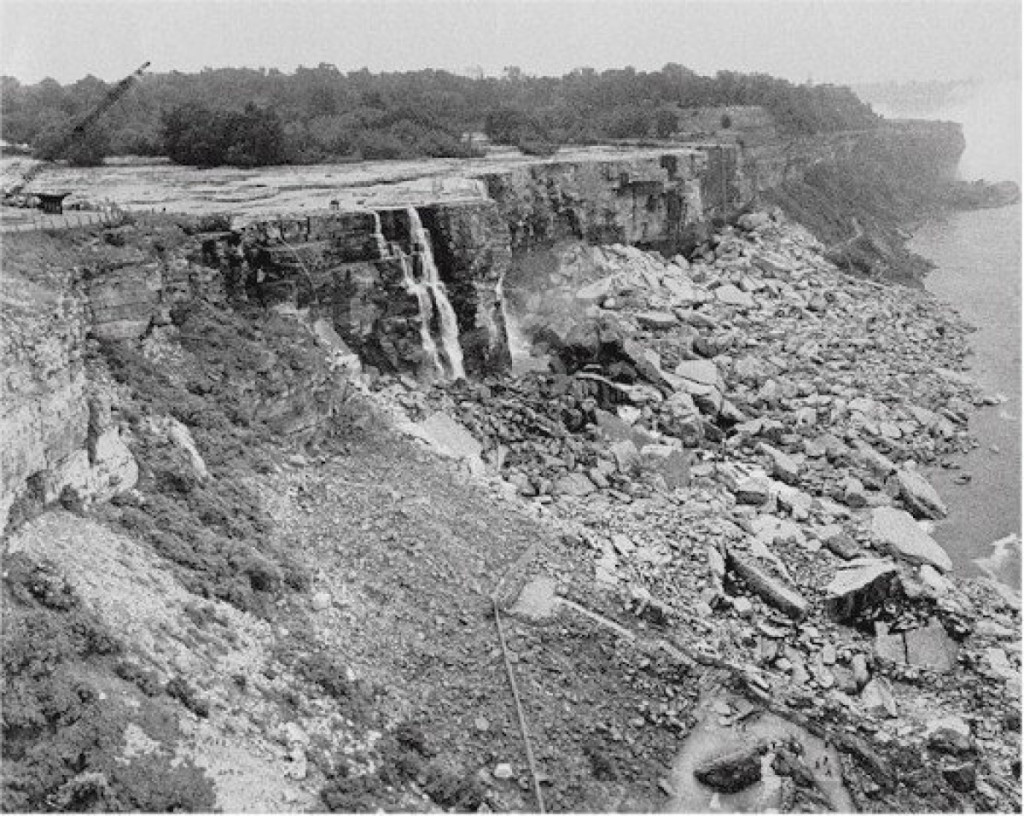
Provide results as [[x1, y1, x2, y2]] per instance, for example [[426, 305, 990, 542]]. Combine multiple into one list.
[[37, 192, 70, 214]]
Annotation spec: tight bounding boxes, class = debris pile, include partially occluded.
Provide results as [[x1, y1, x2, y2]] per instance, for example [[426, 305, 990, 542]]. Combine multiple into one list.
[[374, 209, 1020, 811]]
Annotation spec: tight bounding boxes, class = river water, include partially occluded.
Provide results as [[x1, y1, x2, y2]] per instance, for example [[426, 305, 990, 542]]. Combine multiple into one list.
[[910, 203, 1022, 589]]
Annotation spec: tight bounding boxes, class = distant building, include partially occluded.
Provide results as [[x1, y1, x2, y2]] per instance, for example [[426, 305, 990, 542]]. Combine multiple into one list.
[[37, 192, 71, 214]]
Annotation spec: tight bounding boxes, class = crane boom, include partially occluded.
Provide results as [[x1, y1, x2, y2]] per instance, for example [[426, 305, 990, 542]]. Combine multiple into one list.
[[4, 61, 151, 199]]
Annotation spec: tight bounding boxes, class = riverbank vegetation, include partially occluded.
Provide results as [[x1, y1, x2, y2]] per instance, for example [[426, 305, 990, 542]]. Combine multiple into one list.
[[0, 63, 879, 167]]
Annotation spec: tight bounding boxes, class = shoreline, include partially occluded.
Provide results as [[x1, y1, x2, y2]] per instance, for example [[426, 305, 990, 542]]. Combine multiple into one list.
[[911, 202, 1022, 590]]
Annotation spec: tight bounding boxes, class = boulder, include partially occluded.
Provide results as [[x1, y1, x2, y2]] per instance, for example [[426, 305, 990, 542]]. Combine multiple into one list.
[[412, 412, 486, 476], [737, 212, 770, 231], [640, 445, 691, 489], [554, 472, 597, 497], [941, 761, 977, 793], [871, 506, 953, 572], [855, 441, 898, 477], [894, 468, 948, 519], [904, 619, 958, 672], [694, 743, 765, 793], [824, 559, 901, 622], [874, 623, 907, 664], [926, 715, 974, 755], [673, 359, 721, 389], [714, 284, 756, 309], [610, 439, 641, 474], [759, 442, 801, 485], [841, 475, 868, 508], [861, 677, 898, 718]]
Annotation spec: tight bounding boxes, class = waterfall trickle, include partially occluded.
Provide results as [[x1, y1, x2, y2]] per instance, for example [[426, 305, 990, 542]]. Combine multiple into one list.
[[403, 207, 466, 381], [369, 210, 389, 258], [398, 252, 443, 377]]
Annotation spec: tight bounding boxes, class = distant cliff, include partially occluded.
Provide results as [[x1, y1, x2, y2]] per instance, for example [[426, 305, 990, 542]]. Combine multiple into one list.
[[759, 120, 969, 283]]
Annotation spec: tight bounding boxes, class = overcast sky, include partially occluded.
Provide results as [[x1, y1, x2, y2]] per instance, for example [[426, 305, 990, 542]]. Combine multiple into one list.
[[1, 0, 1020, 86]]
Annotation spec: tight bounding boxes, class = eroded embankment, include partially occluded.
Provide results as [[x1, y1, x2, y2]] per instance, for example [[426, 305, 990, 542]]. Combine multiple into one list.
[[1, 200, 1020, 813]]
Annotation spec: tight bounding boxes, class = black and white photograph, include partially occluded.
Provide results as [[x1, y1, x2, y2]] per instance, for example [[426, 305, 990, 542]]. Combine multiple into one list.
[[0, 0, 1020, 812]]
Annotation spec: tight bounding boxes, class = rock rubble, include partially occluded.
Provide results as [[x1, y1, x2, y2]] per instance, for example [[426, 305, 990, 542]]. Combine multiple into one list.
[[373, 209, 1019, 813]]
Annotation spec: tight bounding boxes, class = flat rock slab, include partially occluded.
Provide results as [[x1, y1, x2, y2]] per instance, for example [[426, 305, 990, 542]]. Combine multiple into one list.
[[871, 506, 953, 572], [726, 548, 809, 619]]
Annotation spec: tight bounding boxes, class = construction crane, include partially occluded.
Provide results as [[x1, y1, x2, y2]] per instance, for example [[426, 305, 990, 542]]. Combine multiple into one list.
[[2, 61, 151, 203]]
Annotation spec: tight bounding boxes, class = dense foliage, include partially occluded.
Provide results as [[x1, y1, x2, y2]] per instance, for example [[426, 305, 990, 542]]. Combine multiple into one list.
[[162, 102, 287, 167], [0, 63, 879, 167]]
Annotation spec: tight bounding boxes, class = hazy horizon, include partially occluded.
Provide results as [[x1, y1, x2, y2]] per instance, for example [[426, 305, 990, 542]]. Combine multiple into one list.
[[2, 0, 1020, 86]]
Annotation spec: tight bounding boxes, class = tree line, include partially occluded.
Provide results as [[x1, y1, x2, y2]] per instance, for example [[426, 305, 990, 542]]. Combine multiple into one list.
[[0, 63, 880, 168]]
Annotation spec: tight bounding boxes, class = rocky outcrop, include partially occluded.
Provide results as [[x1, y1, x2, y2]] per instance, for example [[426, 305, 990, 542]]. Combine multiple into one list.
[[1, 261, 92, 529], [480, 149, 719, 254]]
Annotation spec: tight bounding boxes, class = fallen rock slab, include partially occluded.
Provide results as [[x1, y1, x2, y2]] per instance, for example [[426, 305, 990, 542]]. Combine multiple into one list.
[[726, 548, 809, 619], [871, 506, 953, 572], [894, 468, 948, 519]]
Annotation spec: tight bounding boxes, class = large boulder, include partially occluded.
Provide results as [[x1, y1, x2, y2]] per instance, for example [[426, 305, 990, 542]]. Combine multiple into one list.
[[904, 619, 958, 672], [894, 468, 948, 519], [871, 506, 953, 572], [824, 559, 902, 622], [694, 743, 766, 793]]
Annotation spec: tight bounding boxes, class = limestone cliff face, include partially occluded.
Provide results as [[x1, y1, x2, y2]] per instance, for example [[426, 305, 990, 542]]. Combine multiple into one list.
[[226, 148, 735, 379], [0, 256, 140, 531], [479, 150, 713, 252]]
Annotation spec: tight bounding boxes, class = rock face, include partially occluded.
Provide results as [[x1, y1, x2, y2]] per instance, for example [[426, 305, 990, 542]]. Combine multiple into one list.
[[870, 506, 953, 572], [0, 255, 146, 529], [481, 150, 717, 254]]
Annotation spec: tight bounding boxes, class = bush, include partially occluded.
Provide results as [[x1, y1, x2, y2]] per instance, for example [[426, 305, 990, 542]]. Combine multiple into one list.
[[1, 558, 217, 812], [163, 102, 287, 167]]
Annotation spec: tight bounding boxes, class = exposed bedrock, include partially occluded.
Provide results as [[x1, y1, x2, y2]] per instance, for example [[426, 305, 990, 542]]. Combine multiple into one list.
[[220, 121, 966, 380]]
